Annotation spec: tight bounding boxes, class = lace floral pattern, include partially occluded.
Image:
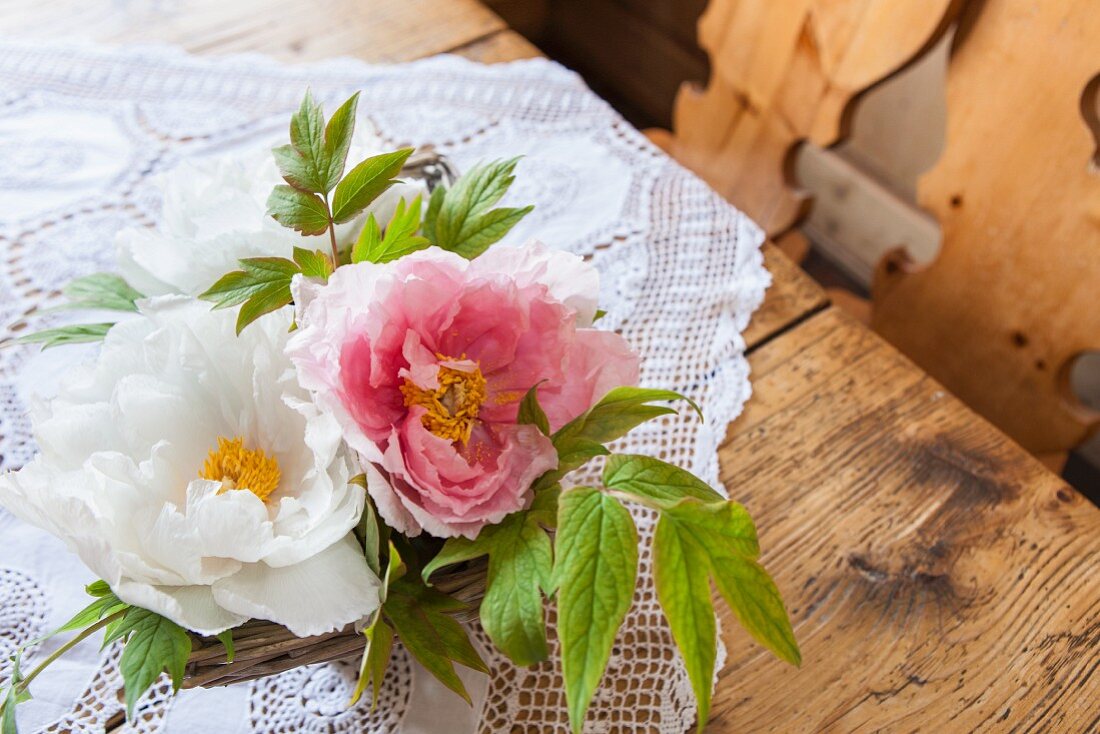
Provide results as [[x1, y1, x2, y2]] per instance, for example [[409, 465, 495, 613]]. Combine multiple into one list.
[[0, 41, 768, 733]]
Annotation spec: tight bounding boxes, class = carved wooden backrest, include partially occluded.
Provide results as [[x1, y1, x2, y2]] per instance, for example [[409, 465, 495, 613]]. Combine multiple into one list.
[[662, 0, 959, 236], [872, 0, 1100, 455], [664, 0, 1100, 458]]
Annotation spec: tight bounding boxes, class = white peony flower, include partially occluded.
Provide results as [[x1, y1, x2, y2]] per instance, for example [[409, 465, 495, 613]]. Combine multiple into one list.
[[0, 297, 380, 636], [117, 130, 426, 296]]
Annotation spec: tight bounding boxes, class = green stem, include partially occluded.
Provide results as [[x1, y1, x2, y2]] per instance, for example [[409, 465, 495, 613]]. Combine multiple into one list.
[[323, 193, 340, 266], [13, 610, 126, 695]]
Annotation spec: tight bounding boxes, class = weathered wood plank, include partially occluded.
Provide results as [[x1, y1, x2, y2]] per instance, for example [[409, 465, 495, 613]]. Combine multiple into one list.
[[0, 0, 505, 62], [714, 306, 1100, 732], [744, 243, 829, 351], [451, 29, 542, 63]]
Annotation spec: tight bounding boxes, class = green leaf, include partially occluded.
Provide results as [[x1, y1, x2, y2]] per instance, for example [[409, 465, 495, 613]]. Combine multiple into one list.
[[199, 257, 299, 334], [351, 213, 382, 264], [533, 388, 701, 492], [357, 495, 385, 578], [517, 382, 550, 436], [422, 182, 445, 244], [234, 283, 293, 335], [383, 577, 488, 704], [653, 513, 717, 729], [216, 630, 235, 663], [322, 92, 360, 192], [59, 273, 142, 312], [423, 501, 556, 667], [426, 158, 534, 259], [555, 487, 638, 733], [292, 247, 333, 280], [55, 592, 128, 634], [593, 308, 607, 323], [602, 454, 725, 504], [706, 541, 800, 667], [17, 323, 113, 349], [331, 148, 414, 224], [352, 196, 431, 264], [266, 185, 331, 235], [350, 617, 393, 709], [271, 90, 328, 193], [447, 205, 533, 260], [646, 490, 799, 731], [1, 650, 25, 734], [199, 257, 297, 309], [115, 608, 192, 717]]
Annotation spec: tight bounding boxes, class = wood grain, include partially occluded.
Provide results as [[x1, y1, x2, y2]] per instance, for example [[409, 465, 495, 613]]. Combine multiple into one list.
[[872, 0, 1100, 456], [0, 0, 504, 62], [745, 243, 829, 350], [7, 1, 1096, 731], [715, 307, 1100, 732], [662, 0, 960, 236]]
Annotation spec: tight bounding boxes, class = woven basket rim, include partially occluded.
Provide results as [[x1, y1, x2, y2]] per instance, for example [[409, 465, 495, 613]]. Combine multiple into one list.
[[183, 557, 487, 688]]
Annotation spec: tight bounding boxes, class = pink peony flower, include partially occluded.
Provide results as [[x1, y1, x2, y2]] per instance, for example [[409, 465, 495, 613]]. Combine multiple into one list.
[[287, 241, 639, 538]]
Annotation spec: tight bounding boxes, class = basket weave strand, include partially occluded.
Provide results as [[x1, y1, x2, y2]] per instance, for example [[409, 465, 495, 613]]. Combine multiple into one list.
[[183, 560, 487, 688]]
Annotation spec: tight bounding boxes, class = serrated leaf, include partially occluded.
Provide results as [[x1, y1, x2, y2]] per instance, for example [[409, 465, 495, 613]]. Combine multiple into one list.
[[234, 282, 292, 334], [199, 257, 298, 310], [322, 92, 360, 192], [517, 382, 550, 436], [59, 273, 143, 312], [331, 148, 414, 224], [645, 487, 798, 732], [199, 257, 298, 334], [350, 617, 393, 708], [423, 502, 555, 667], [603, 454, 724, 504], [450, 205, 533, 260], [423, 182, 445, 243], [357, 495, 385, 578], [383, 577, 488, 704], [1, 650, 25, 734], [266, 185, 331, 235], [653, 514, 717, 730], [275, 89, 328, 193], [55, 592, 128, 634], [116, 609, 192, 717], [533, 388, 701, 492], [352, 196, 430, 264], [292, 247, 333, 280], [555, 487, 638, 733], [707, 543, 800, 667], [429, 158, 533, 259], [351, 213, 382, 264], [17, 323, 113, 349], [216, 630, 235, 663]]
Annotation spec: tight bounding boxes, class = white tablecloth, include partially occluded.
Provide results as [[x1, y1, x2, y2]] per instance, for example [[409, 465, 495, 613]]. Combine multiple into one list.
[[0, 41, 768, 733]]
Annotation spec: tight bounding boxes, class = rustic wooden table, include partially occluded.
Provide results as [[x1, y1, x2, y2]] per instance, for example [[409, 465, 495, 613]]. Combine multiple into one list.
[[3, 0, 1098, 731]]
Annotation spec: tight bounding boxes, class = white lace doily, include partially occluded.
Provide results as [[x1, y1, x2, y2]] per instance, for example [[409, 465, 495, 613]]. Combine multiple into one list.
[[0, 41, 769, 733]]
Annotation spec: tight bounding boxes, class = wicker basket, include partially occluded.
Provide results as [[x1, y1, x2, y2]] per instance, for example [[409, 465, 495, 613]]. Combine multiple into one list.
[[183, 558, 487, 688], [183, 148, 469, 690]]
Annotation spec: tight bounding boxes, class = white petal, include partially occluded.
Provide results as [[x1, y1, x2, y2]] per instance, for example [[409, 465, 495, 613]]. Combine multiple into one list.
[[212, 535, 381, 637], [114, 581, 248, 636], [186, 480, 278, 563]]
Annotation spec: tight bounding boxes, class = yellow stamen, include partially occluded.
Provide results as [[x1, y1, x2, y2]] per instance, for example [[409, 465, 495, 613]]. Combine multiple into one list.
[[400, 355, 488, 444], [199, 436, 281, 502]]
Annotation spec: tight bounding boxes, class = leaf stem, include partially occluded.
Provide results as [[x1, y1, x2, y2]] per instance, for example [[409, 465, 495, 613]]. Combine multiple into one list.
[[13, 610, 126, 695], [323, 193, 340, 266]]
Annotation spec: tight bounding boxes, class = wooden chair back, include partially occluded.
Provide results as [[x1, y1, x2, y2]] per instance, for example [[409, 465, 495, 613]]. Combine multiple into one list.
[[658, 0, 1100, 458]]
